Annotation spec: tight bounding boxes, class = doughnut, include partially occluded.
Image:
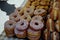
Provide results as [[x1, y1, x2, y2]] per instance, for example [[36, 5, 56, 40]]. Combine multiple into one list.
[[15, 19, 28, 31], [40, 1, 50, 6], [25, 1, 31, 8], [44, 6, 49, 10], [30, 20, 44, 31], [32, 16, 43, 21], [15, 7, 21, 12], [55, 20, 60, 32], [27, 28, 41, 40], [50, 8, 59, 20], [32, 1, 39, 7], [9, 12, 21, 22], [24, 6, 34, 16], [36, 6, 40, 9], [51, 32, 59, 40], [34, 9, 47, 16], [21, 14, 31, 22], [4, 20, 16, 37], [14, 28, 27, 38], [46, 18, 55, 32], [44, 29, 50, 40], [18, 7, 26, 16]]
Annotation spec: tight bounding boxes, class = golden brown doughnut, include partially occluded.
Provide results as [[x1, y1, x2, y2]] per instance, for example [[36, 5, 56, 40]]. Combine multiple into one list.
[[14, 28, 27, 38], [55, 20, 60, 32], [36, 6, 40, 9], [21, 14, 31, 22], [30, 20, 44, 31], [4, 20, 16, 37], [46, 18, 55, 32], [25, 1, 31, 8], [34, 9, 47, 16], [32, 1, 39, 7], [40, 1, 50, 6], [15, 19, 28, 31], [50, 8, 59, 20], [9, 13, 21, 22], [27, 28, 41, 40], [51, 32, 59, 40], [24, 6, 34, 16]]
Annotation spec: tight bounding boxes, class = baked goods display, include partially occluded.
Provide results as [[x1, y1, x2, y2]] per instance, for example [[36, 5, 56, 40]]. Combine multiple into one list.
[[4, 0, 60, 40]]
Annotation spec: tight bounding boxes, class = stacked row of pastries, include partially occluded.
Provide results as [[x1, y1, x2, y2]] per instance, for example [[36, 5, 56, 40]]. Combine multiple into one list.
[[4, 0, 60, 40]]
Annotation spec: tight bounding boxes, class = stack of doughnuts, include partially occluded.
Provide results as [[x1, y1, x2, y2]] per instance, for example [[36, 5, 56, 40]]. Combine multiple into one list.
[[4, 0, 60, 40]]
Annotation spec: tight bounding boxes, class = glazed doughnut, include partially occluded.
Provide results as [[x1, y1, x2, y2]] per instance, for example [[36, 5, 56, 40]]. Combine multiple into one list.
[[34, 9, 47, 16], [4, 20, 16, 37], [50, 8, 59, 20], [21, 14, 31, 22], [55, 20, 60, 32], [44, 6, 49, 10], [32, 1, 39, 7], [15, 7, 21, 12], [40, 1, 50, 6], [30, 20, 44, 31], [14, 28, 27, 38], [15, 19, 28, 31], [36, 6, 40, 9], [24, 6, 34, 16], [27, 28, 41, 40], [44, 29, 50, 40], [9, 12, 21, 22], [46, 18, 55, 32], [51, 32, 59, 40], [25, 1, 31, 8], [32, 15, 43, 21]]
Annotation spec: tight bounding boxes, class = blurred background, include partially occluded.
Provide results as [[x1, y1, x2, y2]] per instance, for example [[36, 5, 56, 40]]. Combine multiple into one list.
[[0, 0, 25, 34]]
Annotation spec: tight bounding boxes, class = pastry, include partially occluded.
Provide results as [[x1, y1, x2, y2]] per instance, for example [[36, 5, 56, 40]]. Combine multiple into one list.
[[34, 9, 47, 16], [15, 19, 28, 31], [21, 14, 31, 22], [55, 20, 60, 32], [30, 20, 44, 31], [14, 28, 27, 38], [24, 6, 34, 16], [44, 29, 50, 40], [50, 8, 59, 20], [46, 18, 55, 32], [51, 32, 59, 40], [4, 20, 16, 37], [32, 1, 39, 7], [27, 28, 41, 40], [40, 1, 50, 6], [9, 12, 21, 22]]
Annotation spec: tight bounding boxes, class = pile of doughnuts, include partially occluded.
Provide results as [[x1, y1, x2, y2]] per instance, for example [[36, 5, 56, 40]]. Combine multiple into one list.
[[4, 0, 60, 40]]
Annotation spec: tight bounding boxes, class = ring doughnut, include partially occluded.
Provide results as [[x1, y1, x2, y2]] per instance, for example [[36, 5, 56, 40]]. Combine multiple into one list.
[[30, 20, 44, 31], [4, 20, 16, 37]]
